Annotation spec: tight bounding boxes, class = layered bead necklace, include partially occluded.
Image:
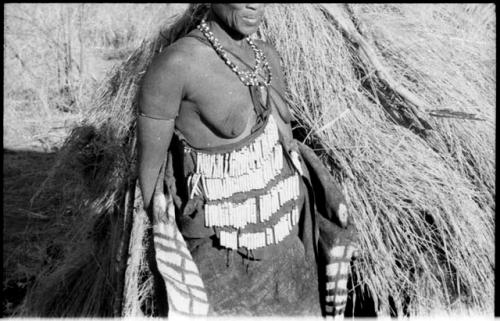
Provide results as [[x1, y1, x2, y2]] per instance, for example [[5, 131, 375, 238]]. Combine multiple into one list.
[[197, 19, 272, 87]]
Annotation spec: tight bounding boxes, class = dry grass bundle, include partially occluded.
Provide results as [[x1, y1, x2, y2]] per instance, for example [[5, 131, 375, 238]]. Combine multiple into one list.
[[262, 3, 494, 315], [348, 3, 495, 210], [19, 3, 494, 317]]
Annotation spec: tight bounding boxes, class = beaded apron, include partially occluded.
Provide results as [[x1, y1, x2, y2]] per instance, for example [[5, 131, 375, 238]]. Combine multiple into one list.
[[180, 113, 302, 254]]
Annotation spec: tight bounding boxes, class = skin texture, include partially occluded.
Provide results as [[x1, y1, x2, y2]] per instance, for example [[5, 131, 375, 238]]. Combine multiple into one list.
[[138, 4, 294, 210]]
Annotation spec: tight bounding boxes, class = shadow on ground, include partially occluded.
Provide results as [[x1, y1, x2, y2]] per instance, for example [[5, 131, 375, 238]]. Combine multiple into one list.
[[3, 148, 60, 316]]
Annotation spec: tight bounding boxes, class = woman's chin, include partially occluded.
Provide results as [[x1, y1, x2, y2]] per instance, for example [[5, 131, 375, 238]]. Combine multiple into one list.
[[238, 25, 260, 37]]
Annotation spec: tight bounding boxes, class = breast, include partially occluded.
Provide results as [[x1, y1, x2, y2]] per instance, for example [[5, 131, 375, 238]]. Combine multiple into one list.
[[177, 53, 258, 142], [217, 112, 248, 138], [199, 103, 252, 139]]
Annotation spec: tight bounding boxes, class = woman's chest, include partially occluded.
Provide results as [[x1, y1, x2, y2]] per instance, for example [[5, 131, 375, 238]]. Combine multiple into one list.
[[184, 67, 260, 138]]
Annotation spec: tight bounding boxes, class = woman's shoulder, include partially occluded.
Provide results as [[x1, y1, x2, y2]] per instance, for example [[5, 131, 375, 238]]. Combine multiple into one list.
[[139, 35, 209, 117], [153, 35, 208, 71]]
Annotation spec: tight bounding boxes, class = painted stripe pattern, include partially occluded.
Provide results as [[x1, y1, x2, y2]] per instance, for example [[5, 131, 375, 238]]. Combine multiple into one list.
[[152, 192, 209, 316], [324, 244, 356, 317]]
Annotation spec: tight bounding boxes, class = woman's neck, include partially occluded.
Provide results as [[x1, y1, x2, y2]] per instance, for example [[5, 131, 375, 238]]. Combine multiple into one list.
[[206, 11, 247, 49]]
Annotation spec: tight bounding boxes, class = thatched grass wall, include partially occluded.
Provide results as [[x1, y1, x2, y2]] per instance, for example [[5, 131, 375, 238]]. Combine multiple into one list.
[[20, 3, 494, 317]]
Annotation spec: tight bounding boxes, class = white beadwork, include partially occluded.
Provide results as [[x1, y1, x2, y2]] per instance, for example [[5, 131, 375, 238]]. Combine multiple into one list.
[[186, 114, 305, 251]]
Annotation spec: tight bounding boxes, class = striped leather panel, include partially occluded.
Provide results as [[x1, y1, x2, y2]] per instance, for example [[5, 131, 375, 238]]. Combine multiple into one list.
[[152, 192, 209, 316], [323, 244, 357, 317]]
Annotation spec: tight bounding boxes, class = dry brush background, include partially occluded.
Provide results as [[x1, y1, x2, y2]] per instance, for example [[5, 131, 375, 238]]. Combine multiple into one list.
[[3, 3, 495, 318]]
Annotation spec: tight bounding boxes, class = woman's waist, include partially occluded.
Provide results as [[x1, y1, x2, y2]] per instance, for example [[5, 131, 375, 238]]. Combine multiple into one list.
[[179, 187, 305, 260], [177, 158, 307, 258], [177, 155, 301, 231], [187, 222, 303, 263]]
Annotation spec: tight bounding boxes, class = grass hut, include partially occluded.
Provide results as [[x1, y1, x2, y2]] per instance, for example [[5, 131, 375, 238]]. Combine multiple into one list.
[[19, 3, 494, 317]]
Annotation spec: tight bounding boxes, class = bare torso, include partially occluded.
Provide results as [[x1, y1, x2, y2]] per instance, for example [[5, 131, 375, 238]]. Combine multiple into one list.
[[169, 29, 293, 148], [138, 24, 294, 209]]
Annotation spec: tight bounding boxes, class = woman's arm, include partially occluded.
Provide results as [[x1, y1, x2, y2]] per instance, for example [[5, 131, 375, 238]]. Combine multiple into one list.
[[137, 47, 186, 210]]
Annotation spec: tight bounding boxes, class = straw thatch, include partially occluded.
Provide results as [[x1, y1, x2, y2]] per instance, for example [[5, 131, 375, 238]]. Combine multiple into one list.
[[21, 3, 494, 317]]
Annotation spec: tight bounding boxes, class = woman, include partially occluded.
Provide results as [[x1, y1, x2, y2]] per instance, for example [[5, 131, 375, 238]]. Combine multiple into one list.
[[138, 3, 356, 317]]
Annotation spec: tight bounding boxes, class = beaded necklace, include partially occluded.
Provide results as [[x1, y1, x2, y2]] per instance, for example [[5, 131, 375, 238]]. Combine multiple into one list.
[[197, 19, 272, 87]]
